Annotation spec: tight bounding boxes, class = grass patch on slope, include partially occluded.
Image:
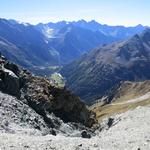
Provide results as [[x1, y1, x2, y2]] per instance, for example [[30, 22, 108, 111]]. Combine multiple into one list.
[[91, 81, 150, 122], [92, 97, 150, 122], [50, 73, 65, 88]]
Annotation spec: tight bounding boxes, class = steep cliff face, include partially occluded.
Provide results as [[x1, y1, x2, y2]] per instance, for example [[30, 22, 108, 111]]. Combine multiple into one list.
[[0, 54, 96, 135]]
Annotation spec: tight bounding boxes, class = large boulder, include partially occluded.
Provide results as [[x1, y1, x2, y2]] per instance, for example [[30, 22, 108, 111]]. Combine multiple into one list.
[[0, 68, 20, 97], [4, 61, 20, 76], [0, 55, 21, 97]]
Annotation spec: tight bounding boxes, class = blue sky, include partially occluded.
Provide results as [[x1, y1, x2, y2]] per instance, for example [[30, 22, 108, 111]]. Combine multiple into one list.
[[0, 0, 149, 26]]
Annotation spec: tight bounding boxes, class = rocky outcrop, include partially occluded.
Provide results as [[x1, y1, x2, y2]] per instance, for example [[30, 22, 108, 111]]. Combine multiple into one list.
[[22, 75, 96, 127], [0, 57, 20, 97], [0, 54, 97, 135]]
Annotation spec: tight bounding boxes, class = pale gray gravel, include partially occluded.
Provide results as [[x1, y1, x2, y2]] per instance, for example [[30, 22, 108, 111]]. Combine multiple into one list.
[[0, 91, 51, 135], [1, 104, 150, 150]]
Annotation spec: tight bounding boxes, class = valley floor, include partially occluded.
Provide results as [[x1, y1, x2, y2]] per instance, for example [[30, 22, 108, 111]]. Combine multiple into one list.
[[1, 106, 150, 150]]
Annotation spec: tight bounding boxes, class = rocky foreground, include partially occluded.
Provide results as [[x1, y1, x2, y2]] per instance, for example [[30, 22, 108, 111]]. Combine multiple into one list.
[[0, 54, 97, 137], [1, 106, 150, 150]]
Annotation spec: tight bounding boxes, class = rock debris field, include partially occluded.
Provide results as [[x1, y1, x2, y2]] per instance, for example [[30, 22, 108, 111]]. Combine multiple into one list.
[[1, 91, 150, 150]]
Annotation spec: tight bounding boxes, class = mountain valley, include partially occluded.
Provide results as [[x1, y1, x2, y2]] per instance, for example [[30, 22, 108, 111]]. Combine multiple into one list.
[[0, 17, 150, 150], [0, 18, 146, 75]]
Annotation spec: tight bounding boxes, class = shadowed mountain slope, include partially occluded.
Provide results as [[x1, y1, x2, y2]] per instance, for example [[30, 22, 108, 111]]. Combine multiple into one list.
[[61, 29, 150, 103]]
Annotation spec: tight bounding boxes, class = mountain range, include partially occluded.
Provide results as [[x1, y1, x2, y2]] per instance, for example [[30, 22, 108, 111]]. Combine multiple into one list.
[[36, 20, 146, 64], [0, 18, 146, 75], [1, 52, 150, 150], [61, 29, 150, 103]]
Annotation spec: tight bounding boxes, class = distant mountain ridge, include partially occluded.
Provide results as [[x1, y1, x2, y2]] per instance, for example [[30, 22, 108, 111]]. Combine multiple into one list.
[[61, 28, 150, 103], [36, 20, 146, 65], [37, 20, 145, 40], [0, 18, 58, 68], [0, 18, 146, 74]]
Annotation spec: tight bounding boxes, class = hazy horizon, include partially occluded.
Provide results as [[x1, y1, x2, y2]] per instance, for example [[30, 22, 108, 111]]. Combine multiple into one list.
[[0, 0, 150, 26]]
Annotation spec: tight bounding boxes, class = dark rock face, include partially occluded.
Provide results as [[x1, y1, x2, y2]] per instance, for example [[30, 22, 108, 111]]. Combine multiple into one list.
[[61, 29, 150, 103], [4, 61, 20, 76], [0, 55, 97, 129], [0, 58, 20, 97], [81, 130, 91, 138]]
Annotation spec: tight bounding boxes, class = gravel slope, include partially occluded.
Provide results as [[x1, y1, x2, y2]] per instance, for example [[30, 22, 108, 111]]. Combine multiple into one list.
[[0, 91, 51, 136], [1, 106, 150, 150]]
